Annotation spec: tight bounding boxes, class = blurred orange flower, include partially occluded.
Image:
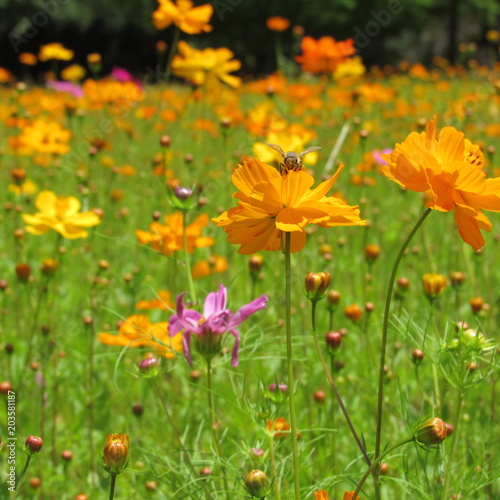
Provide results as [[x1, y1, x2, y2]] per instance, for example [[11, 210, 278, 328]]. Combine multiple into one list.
[[15, 119, 71, 156], [266, 16, 290, 31], [23, 191, 101, 239], [313, 490, 330, 500], [172, 41, 241, 89], [267, 418, 290, 438], [98, 315, 182, 358], [381, 116, 500, 250], [343, 492, 360, 500], [295, 36, 355, 74], [152, 0, 213, 34], [136, 212, 214, 256], [212, 159, 365, 254], [38, 43, 74, 62], [192, 255, 228, 278], [19, 53, 37, 66], [136, 291, 174, 311]]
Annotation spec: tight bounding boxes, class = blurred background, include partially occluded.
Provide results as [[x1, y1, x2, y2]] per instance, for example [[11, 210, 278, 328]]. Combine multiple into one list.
[[0, 0, 499, 78]]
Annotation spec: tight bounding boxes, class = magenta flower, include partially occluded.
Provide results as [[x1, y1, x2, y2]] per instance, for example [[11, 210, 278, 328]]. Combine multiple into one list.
[[169, 284, 268, 367]]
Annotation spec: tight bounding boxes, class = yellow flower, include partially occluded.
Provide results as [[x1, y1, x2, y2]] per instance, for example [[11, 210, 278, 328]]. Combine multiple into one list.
[[422, 273, 447, 298], [38, 43, 74, 62], [152, 0, 213, 34], [9, 179, 38, 196], [334, 56, 366, 80], [172, 41, 241, 89], [61, 64, 86, 82], [381, 117, 500, 250], [98, 314, 182, 358], [22, 191, 101, 239], [212, 159, 365, 254], [16, 119, 71, 156]]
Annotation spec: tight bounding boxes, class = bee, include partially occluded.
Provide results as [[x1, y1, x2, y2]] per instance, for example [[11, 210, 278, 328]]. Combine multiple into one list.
[[266, 143, 322, 175]]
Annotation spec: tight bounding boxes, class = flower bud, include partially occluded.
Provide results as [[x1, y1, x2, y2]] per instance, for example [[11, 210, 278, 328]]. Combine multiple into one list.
[[364, 244, 381, 262], [326, 290, 341, 309], [412, 348, 425, 365], [344, 304, 362, 322], [267, 418, 290, 439], [138, 356, 160, 377], [249, 254, 264, 273], [15, 263, 31, 282], [25, 435, 43, 456], [313, 390, 326, 404], [461, 328, 487, 349], [244, 469, 269, 499], [469, 297, 483, 314], [325, 331, 342, 351], [174, 186, 193, 201], [414, 417, 453, 445], [450, 271, 466, 287], [102, 433, 129, 475], [305, 272, 331, 301], [422, 273, 447, 298]]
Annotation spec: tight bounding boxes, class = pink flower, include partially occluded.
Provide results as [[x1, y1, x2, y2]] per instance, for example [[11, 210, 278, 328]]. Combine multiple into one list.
[[169, 285, 268, 366], [372, 148, 393, 166]]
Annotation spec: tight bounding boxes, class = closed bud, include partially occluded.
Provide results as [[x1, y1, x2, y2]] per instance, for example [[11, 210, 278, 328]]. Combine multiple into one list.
[[450, 271, 466, 287], [174, 186, 193, 201], [313, 390, 326, 403], [138, 356, 160, 377], [414, 417, 453, 445], [102, 433, 129, 475], [249, 254, 264, 273], [305, 272, 331, 301], [469, 297, 483, 314], [325, 331, 342, 350], [159, 135, 171, 148], [41, 258, 58, 275], [364, 244, 381, 262], [422, 273, 447, 298], [15, 263, 31, 282], [397, 277, 410, 291], [25, 435, 43, 456], [326, 290, 341, 309], [412, 348, 425, 365], [344, 304, 362, 322], [244, 469, 269, 499]]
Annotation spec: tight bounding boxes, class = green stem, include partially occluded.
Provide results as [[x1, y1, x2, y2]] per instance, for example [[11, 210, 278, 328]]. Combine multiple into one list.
[[13, 455, 31, 499], [284, 232, 301, 500], [109, 474, 116, 500], [311, 300, 372, 466], [375, 208, 432, 464], [442, 391, 464, 500], [182, 210, 197, 304], [163, 26, 181, 85], [206, 358, 229, 500], [353, 438, 415, 498], [268, 433, 281, 500]]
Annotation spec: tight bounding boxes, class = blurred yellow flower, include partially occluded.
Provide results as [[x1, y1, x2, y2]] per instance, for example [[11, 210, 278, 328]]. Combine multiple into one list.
[[9, 179, 38, 196], [38, 43, 74, 62], [152, 0, 213, 34], [23, 190, 101, 239], [334, 56, 366, 80], [98, 314, 182, 358], [172, 41, 241, 88], [61, 64, 86, 82]]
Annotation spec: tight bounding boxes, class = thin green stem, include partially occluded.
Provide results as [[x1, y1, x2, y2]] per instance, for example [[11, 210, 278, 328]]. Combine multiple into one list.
[[12, 456, 31, 500], [109, 474, 116, 500], [163, 26, 181, 85], [353, 438, 415, 498], [206, 359, 229, 500], [310, 300, 372, 467], [375, 208, 432, 465], [268, 433, 281, 500], [182, 210, 197, 304], [284, 232, 301, 500]]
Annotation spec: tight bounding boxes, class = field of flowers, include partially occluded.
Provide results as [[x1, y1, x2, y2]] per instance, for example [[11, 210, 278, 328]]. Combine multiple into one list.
[[1, 2, 500, 500]]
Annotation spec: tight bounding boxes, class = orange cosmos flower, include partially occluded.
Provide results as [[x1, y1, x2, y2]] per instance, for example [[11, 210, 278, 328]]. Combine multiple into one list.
[[135, 290, 174, 310], [98, 315, 182, 358], [152, 0, 213, 34], [212, 159, 365, 254], [191, 255, 228, 278], [266, 16, 290, 31], [295, 36, 355, 74], [38, 43, 74, 61], [136, 212, 214, 256], [266, 418, 291, 438], [172, 41, 241, 89], [19, 53, 37, 66], [23, 191, 101, 239], [16, 119, 71, 156], [343, 493, 360, 500], [313, 489, 330, 500], [381, 116, 500, 250]]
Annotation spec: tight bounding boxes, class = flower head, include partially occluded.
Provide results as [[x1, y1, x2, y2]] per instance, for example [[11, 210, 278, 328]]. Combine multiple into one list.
[[381, 116, 500, 250], [295, 36, 355, 74], [98, 314, 182, 359], [102, 434, 129, 475], [414, 417, 453, 445], [169, 285, 268, 366], [152, 0, 213, 34], [212, 159, 365, 254], [266, 16, 290, 31], [23, 191, 101, 239], [172, 41, 241, 89], [38, 43, 74, 62]]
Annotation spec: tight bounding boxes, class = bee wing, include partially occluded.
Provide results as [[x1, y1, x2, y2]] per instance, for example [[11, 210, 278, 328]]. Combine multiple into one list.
[[298, 147, 322, 158], [266, 143, 285, 157]]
